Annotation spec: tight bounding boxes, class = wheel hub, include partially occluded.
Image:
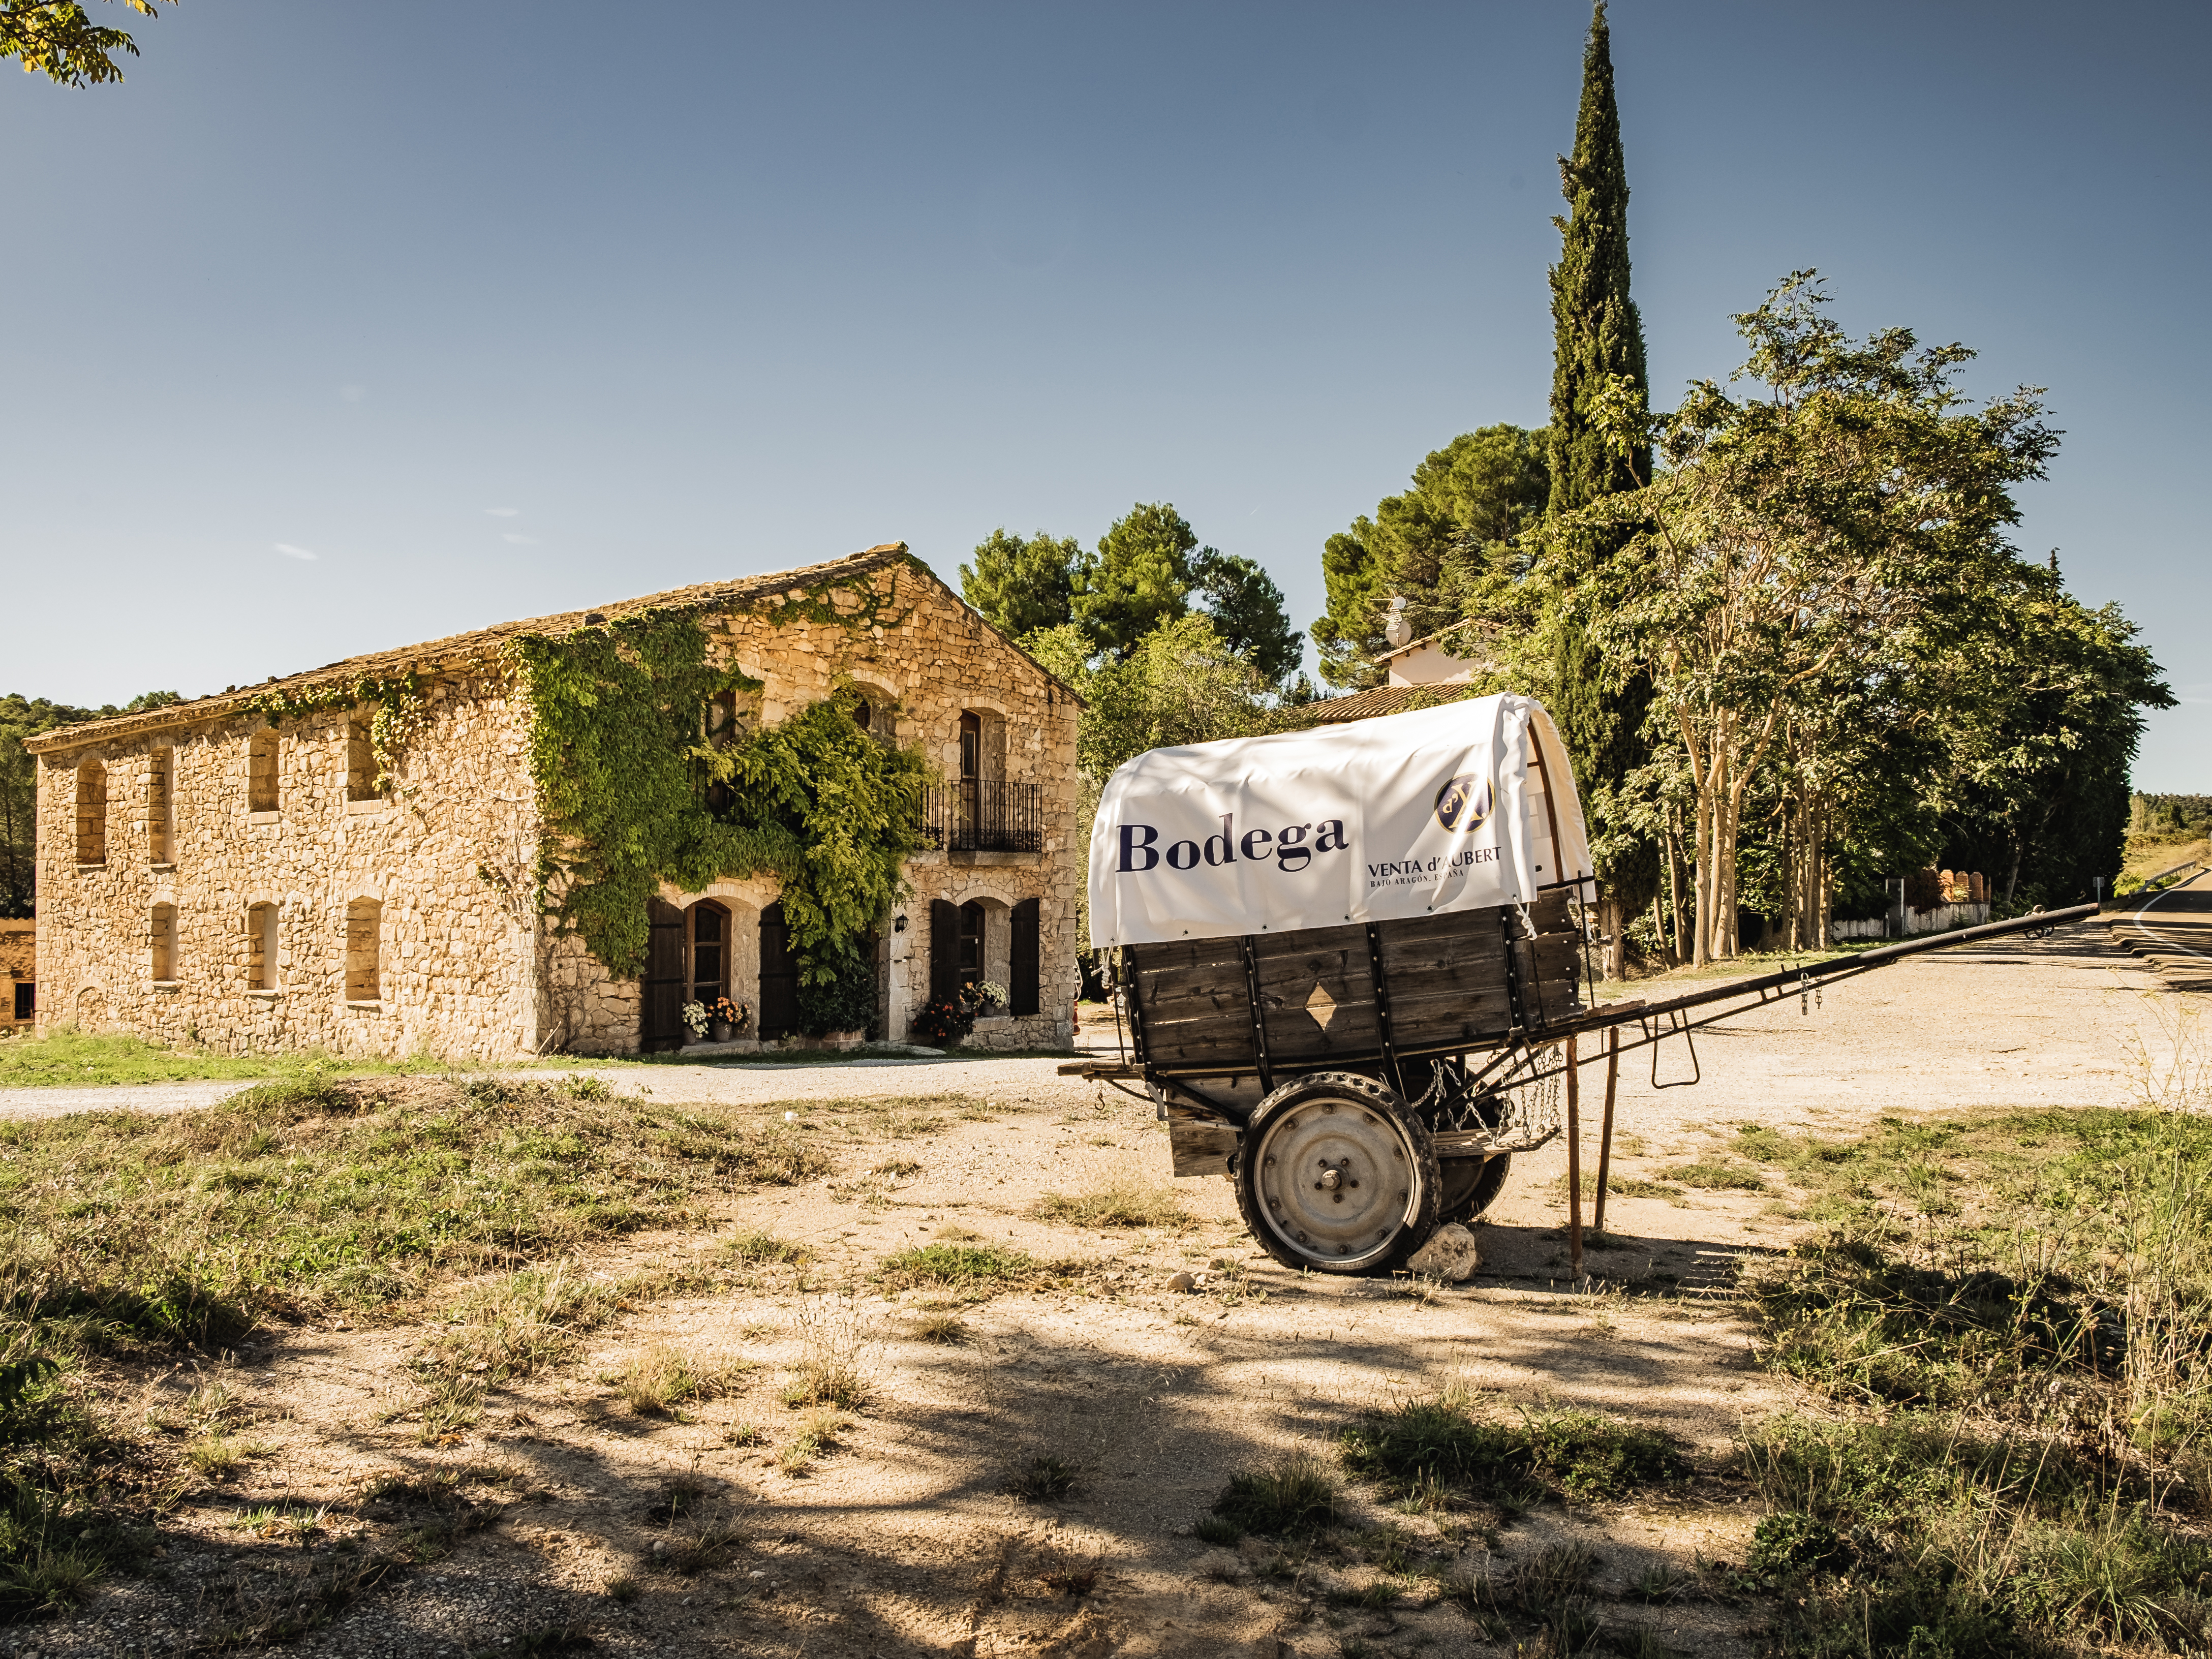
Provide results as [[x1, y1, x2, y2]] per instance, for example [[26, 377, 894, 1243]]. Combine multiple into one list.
[[1253, 1101, 1414, 1269]]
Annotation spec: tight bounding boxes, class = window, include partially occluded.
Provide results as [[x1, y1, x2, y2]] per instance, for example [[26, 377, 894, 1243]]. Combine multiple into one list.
[[345, 898, 381, 1001], [248, 730, 279, 814], [11, 984, 29, 1022], [148, 747, 173, 863], [75, 760, 107, 864], [958, 900, 985, 992], [690, 902, 727, 1007], [248, 902, 279, 991], [150, 904, 177, 983], [345, 719, 377, 801], [959, 712, 980, 781]]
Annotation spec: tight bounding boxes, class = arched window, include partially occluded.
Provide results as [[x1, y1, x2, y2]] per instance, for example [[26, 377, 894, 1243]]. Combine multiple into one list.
[[74, 760, 107, 865], [147, 747, 174, 864], [345, 898, 381, 1002], [150, 903, 177, 984], [690, 901, 728, 1008], [345, 719, 377, 802], [247, 903, 279, 991], [248, 730, 280, 814]]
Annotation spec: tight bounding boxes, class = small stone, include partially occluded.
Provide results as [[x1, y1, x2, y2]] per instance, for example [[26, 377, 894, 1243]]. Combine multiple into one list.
[[1165, 1271, 1196, 1293], [1405, 1222, 1483, 1283]]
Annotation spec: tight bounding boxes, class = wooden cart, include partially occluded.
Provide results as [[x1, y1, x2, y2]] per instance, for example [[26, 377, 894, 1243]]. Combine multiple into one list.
[[1071, 897, 2099, 1277]]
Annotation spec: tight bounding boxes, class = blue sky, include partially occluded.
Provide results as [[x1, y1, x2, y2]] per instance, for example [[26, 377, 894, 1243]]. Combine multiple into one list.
[[4, 1, 2205, 788]]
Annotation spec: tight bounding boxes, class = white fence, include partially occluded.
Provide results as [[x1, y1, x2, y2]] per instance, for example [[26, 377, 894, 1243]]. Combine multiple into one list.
[[1894, 901, 1990, 937]]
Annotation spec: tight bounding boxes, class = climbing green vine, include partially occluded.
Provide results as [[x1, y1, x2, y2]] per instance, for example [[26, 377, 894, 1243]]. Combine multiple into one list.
[[512, 579, 930, 986], [244, 672, 432, 793]]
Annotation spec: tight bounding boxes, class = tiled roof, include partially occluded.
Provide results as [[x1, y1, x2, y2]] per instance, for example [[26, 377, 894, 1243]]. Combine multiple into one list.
[[29, 542, 1068, 753], [1295, 683, 1482, 726]]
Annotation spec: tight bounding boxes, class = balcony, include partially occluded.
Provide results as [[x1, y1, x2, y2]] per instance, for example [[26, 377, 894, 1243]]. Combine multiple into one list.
[[918, 780, 1042, 854]]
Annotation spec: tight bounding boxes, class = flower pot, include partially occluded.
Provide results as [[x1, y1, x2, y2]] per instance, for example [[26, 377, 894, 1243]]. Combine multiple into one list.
[[709, 1019, 735, 1043], [824, 1028, 865, 1051]]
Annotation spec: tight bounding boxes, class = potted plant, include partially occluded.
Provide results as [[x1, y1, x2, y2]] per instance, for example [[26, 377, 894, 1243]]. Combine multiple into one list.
[[964, 979, 1009, 1019], [681, 1000, 710, 1043], [708, 997, 749, 1043]]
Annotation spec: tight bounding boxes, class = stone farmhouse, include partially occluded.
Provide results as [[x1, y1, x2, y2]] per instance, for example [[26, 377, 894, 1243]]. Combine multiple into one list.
[[27, 544, 1081, 1059]]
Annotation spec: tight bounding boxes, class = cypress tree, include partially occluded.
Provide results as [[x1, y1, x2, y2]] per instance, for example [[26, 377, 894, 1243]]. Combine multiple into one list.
[[1546, 0, 1657, 972], [1548, 0, 1649, 511]]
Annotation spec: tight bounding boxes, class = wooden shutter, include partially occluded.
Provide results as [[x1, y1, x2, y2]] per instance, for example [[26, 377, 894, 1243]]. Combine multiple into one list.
[[930, 899, 961, 1004], [1010, 898, 1040, 1016], [641, 898, 687, 1049], [758, 901, 801, 1038]]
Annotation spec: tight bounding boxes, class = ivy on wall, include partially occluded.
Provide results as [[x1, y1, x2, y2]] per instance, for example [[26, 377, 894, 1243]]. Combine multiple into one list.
[[244, 673, 431, 794], [512, 580, 929, 986]]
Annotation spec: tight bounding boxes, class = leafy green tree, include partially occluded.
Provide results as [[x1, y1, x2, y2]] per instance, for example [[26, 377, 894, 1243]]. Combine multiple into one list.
[[1075, 503, 1196, 658], [1935, 577, 2171, 906], [1543, 0, 1656, 973], [1191, 549, 1302, 686], [0, 690, 179, 916], [1311, 426, 1549, 689], [1074, 613, 1284, 779], [1311, 524, 1388, 690], [960, 529, 1082, 639], [1576, 275, 2069, 963], [3, 0, 173, 87]]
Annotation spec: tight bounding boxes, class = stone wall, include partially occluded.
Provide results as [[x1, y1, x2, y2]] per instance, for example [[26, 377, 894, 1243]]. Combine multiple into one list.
[[0, 920, 32, 1030], [31, 551, 1082, 1062], [32, 672, 539, 1060], [560, 558, 1082, 1054]]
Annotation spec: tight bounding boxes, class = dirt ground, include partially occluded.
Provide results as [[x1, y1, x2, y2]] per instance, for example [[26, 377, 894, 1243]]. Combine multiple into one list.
[[15, 918, 2198, 1658]]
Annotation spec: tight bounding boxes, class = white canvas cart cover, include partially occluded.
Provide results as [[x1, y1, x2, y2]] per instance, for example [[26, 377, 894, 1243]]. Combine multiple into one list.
[[1087, 693, 1595, 948]]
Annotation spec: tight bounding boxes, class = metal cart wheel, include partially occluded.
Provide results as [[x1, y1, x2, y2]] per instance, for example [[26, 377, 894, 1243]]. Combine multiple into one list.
[[1438, 1153, 1512, 1225], [1235, 1072, 1440, 1275]]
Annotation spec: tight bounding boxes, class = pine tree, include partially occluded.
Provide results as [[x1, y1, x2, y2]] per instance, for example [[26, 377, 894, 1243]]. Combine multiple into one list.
[[1546, 0, 1657, 974]]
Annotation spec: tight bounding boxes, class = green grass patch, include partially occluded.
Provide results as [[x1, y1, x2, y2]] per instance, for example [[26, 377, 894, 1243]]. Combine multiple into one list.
[[873, 1242, 1046, 1293], [1736, 1105, 2212, 1656], [0, 1072, 840, 1612], [1339, 1388, 1686, 1506], [0, 1073, 831, 1355], [1212, 1452, 1339, 1536], [1033, 1180, 1190, 1229], [1655, 1159, 1769, 1192], [0, 1026, 471, 1089]]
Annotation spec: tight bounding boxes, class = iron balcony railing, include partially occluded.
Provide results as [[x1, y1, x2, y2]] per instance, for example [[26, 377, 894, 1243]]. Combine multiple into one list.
[[918, 780, 1043, 853]]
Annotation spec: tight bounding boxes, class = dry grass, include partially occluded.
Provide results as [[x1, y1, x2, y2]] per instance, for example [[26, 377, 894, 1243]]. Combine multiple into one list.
[[1033, 1180, 1190, 1230], [778, 1297, 873, 1411], [604, 1342, 734, 1417], [777, 1408, 848, 1476]]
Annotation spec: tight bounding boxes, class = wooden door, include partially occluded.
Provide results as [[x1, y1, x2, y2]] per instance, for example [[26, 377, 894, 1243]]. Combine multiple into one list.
[[759, 901, 801, 1038], [1010, 898, 1040, 1016], [930, 899, 961, 1004], [641, 898, 687, 1051]]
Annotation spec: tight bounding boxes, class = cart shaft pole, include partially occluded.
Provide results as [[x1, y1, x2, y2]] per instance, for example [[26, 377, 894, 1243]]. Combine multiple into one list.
[[1565, 1034, 1583, 1283], [1593, 1026, 1619, 1236]]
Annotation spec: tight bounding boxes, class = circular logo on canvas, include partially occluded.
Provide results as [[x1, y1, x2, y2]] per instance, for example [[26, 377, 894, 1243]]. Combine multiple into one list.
[[1433, 773, 1494, 832]]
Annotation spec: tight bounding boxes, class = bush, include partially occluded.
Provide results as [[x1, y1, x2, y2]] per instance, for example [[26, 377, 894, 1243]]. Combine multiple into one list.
[[795, 952, 877, 1038], [910, 997, 975, 1046]]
